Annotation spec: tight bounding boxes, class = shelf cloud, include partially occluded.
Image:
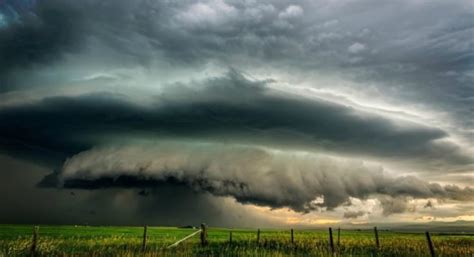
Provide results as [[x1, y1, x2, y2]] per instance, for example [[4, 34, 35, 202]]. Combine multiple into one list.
[[39, 142, 474, 215]]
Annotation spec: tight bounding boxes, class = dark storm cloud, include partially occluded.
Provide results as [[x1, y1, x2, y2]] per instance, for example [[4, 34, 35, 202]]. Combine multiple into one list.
[[0, 72, 469, 169], [0, 155, 274, 227], [3, 0, 471, 74], [1, 0, 472, 224], [1, 0, 471, 139], [0, 0, 85, 91], [37, 142, 474, 214]]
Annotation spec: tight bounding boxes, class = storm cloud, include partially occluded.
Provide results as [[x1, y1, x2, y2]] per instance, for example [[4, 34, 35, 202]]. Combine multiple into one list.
[[1, 72, 470, 172], [0, 0, 85, 91], [0, 0, 473, 225], [0, 155, 276, 227], [38, 142, 474, 214]]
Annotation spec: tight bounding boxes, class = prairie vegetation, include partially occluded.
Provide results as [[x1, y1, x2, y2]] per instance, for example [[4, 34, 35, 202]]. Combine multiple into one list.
[[0, 225, 472, 256]]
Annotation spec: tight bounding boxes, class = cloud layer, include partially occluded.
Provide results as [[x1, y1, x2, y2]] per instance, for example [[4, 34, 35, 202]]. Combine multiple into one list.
[[39, 142, 473, 214], [0, 0, 472, 225], [1, 72, 471, 173]]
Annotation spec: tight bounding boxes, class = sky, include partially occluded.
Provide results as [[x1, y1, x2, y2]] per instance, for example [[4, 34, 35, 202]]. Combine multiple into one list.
[[0, 0, 473, 227]]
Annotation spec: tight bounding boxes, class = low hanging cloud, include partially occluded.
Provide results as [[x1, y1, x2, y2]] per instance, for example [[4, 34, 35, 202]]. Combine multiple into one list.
[[40, 142, 474, 214]]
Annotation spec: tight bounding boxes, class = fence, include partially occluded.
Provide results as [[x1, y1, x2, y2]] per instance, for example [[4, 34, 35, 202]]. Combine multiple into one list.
[[27, 224, 440, 257]]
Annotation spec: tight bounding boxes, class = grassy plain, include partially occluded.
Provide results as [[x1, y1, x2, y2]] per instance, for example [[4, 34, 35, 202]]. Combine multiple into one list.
[[0, 224, 472, 256]]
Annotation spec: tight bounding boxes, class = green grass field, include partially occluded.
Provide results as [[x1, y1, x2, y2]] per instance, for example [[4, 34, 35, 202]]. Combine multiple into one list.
[[0, 224, 472, 256]]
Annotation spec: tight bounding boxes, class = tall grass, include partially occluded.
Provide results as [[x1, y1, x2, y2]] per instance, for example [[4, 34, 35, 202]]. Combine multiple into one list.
[[0, 225, 472, 256]]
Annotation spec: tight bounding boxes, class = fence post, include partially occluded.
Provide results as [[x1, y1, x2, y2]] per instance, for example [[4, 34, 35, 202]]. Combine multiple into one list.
[[142, 225, 147, 252], [200, 223, 208, 246], [328, 227, 334, 254], [337, 227, 340, 247], [425, 232, 436, 257], [291, 228, 294, 244], [374, 226, 380, 249], [229, 229, 232, 244], [29, 225, 38, 257], [256, 229, 260, 244]]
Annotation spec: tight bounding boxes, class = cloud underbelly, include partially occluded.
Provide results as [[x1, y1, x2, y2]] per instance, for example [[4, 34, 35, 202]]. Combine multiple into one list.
[[42, 142, 473, 213]]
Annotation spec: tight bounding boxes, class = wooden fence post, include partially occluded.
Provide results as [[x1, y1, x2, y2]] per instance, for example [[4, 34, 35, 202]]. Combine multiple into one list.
[[229, 229, 232, 244], [142, 225, 147, 252], [200, 223, 208, 246], [425, 232, 436, 257], [328, 227, 334, 254], [29, 225, 38, 257], [337, 227, 340, 247], [256, 229, 260, 244], [374, 226, 380, 249], [291, 228, 294, 244]]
